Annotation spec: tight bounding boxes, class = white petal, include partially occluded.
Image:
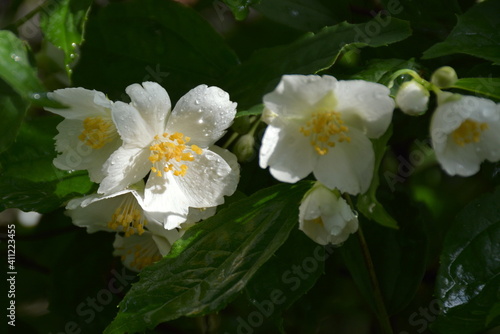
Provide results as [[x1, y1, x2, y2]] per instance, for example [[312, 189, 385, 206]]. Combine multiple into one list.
[[113, 232, 162, 272], [263, 75, 338, 124], [111, 101, 155, 148], [144, 172, 191, 229], [176, 149, 238, 207], [66, 194, 121, 233], [166, 85, 237, 147], [314, 128, 374, 195], [46, 88, 112, 118], [334, 80, 394, 138], [259, 124, 316, 183], [395, 81, 429, 115], [125, 82, 171, 135], [53, 119, 121, 183], [98, 146, 151, 194]]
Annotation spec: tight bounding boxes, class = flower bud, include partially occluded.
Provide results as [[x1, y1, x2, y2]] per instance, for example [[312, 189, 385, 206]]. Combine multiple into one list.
[[395, 80, 430, 115], [431, 66, 458, 88], [299, 184, 358, 246], [233, 134, 255, 162]]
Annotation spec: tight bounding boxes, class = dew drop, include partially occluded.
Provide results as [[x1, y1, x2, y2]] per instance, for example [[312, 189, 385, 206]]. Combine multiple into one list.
[[70, 53, 76, 59], [10, 53, 20, 62], [198, 119, 204, 124], [32, 93, 40, 99], [194, 99, 200, 105], [71, 42, 77, 48]]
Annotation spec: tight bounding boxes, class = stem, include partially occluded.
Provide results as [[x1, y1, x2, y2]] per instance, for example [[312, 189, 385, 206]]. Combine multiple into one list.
[[2, 3, 45, 30], [344, 194, 393, 334], [357, 226, 394, 334]]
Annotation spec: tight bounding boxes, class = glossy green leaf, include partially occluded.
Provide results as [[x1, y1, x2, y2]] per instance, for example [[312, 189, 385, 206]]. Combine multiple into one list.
[[0, 86, 29, 153], [223, 0, 261, 20], [105, 181, 313, 334], [225, 17, 412, 108], [422, 0, 500, 64], [39, 0, 93, 77], [349, 58, 420, 87], [341, 197, 429, 317], [447, 77, 500, 101], [0, 30, 44, 96], [357, 126, 398, 229], [0, 117, 96, 213], [431, 187, 500, 334], [253, 0, 343, 32], [73, 0, 239, 102], [244, 228, 328, 331]]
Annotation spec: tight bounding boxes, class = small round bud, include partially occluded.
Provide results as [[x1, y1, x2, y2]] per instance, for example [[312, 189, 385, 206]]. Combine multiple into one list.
[[233, 134, 255, 162], [431, 66, 458, 88], [395, 80, 430, 115]]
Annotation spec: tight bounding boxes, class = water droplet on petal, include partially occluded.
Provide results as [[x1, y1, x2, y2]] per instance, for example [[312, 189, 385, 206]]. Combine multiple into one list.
[[194, 99, 200, 105]]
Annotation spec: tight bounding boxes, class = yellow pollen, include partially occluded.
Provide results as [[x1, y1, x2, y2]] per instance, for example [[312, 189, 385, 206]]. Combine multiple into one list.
[[125, 245, 162, 271], [452, 119, 489, 146], [107, 195, 147, 237], [300, 111, 351, 155], [307, 217, 324, 227], [149, 132, 202, 177], [78, 117, 115, 149]]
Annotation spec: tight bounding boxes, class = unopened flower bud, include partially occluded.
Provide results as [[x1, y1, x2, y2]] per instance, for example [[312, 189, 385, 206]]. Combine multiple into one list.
[[431, 66, 458, 88], [233, 134, 255, 162], [395, 80, 430, 115]]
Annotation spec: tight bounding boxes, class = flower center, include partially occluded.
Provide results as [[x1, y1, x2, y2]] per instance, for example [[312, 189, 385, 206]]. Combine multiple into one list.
[[307, 217, 324, 227], [149, 132, 203, 177], [124, 244, 162, 271], [452, 119, 489, 146], [108, 195, 147, 237], [78, 117, 116, 149], [300, 111, 351, 155]]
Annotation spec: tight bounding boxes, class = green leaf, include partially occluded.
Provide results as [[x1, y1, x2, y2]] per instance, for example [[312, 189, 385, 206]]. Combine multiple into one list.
[[244, 228, 327, 331], [253, 0, 343, 32], [357, 126, 398, 229], [39, 0, 93, 77], [422, 0, 500, 64], [447, 77, 500, 101], [223, 0, 261, 20], [0, 86, 29, 154], [349, 58, 420, 87], [0, 116, 96, 213], [73, 0, 239, 103], [340, 197, 429, 316], [0, 30, 44, 97], [225, 17, 412, 108], [104, 181, 313, 334], [431, 187, 500, 334]]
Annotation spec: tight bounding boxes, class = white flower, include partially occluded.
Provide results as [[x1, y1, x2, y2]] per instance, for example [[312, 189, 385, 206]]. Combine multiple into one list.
[[259, 75, 394, 195], [395, 80, 429, 115], [113, 226, 183, 272], [98, 82, 239, 229], [45, 88, 121, 183], [299, 183, 358, 245], [431, 94, 500, 176], [66, 182, 161, 237]]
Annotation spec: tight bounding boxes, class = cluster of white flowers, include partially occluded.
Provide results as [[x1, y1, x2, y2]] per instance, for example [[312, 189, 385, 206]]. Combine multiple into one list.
[[46, 82, 239, 271], [48, 68, 500, 255], [259, 75, 395, 245], [395, 67, 500, 177], [258, 70, 500, 246]]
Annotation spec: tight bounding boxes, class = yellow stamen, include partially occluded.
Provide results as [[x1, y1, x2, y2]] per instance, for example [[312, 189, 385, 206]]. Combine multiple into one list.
[[300, 111, 351, 156], [78, 117, 116, 149], [149, 132, 203, 177], [452, 119, 489, 146], [307, 217, 324, 227], [107, 195, 147, 237], [126, 245, 162, 271]]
